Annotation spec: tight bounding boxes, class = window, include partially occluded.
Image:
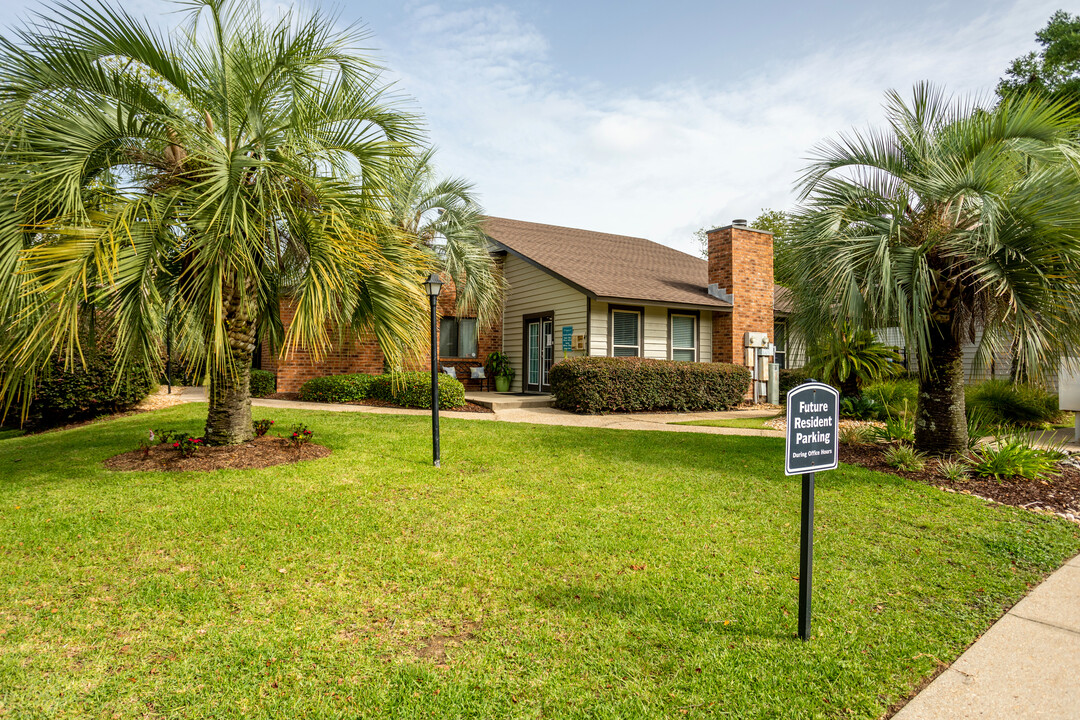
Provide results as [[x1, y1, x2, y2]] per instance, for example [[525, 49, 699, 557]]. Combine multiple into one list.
[[611, 309, 641, 357], [439, 317, 478, 358], [774, 319, 787, 369], [670, 314, 696, 362]]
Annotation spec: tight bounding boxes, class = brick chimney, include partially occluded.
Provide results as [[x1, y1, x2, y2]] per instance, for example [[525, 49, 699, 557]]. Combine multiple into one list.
[[707, 220, 774, 365]]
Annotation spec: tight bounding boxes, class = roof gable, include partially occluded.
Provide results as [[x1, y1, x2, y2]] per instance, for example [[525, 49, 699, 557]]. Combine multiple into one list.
[[482, 217, 731, 310]]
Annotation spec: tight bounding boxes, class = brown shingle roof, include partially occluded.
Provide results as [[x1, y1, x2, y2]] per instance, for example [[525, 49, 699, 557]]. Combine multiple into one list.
[[481, 217, 732, 310], [774, 286, 795, 314]]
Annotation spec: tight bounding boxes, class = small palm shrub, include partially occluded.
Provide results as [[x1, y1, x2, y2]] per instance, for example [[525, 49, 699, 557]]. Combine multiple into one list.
[[805, 326, 903, 397], [884, 444, 927, 472], [778, 369, 810, 402], [967, 432, 1064, 481], [839, 424, 875, 445], [937, 458, 970, 482], [965, 380, 1062, 429]]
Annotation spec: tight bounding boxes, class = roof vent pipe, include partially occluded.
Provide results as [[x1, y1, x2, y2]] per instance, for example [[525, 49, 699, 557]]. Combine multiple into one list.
[[732, 218, 748, 227]]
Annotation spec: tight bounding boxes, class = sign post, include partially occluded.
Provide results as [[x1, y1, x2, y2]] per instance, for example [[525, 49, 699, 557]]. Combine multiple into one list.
[[784, 381, 839, 641]]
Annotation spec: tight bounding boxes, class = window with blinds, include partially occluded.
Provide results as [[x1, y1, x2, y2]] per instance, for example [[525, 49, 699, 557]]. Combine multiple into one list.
[[611, 310, 640, 357], [670, 314, 696, 361]]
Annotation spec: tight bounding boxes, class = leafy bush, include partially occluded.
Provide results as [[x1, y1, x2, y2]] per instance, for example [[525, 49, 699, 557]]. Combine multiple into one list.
[[937, 458, 970, 482], [840, 396, 882, 420], [864, 379, 918, 419], [249, 369, 276, 398], [253, 419, 274, 437], [871, 411, 915, 444], [299, 373, 376, 403], [884, 444, 927, 472], [805, 326, 903, 397], [778, 368, 810, 402], [968, 432, 1063, 480], [839, 424, 875, 445], [173, 436, 203, 457], [368, 372, 466, 410], [31, 352, 154, 428], [966, 380, 1062, 429], [549, 357, 750, 414]]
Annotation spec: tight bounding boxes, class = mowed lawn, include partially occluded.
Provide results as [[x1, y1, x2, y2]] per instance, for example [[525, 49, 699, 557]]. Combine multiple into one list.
[[1, 405, 1078, 719]]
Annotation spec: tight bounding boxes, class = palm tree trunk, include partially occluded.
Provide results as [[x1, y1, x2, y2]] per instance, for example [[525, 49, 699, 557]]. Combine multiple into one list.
[[914, 328, 968, 454], [203, 280, 257, 446]]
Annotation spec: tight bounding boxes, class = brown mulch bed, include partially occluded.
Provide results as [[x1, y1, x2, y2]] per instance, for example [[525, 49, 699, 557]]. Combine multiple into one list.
[[840, 443, 1080, 522], [104, 434, 331, 472]]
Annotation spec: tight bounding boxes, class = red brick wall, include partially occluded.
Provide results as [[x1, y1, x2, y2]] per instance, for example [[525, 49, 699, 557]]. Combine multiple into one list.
[[707, 225, 774, 365], [264, 261, 504, 392]]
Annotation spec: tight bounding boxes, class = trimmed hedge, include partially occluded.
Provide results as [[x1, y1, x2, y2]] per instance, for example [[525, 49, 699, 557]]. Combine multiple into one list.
[[299, 371, 466, 409], [32, 353, 154, 428], [778, 368, 810, 402], [549, 357, 750, 414], [299, 373, 376, 403], [369, 372, 466, 410], [250, 369, 276, 398]]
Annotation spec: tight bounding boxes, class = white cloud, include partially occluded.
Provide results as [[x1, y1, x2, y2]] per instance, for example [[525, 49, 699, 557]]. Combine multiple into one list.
[[384, 0, 1062, 256]]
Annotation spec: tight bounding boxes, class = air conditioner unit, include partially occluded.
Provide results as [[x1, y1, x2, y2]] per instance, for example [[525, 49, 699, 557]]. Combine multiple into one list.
[[572, 334, 586, 351], [744, 331, 769, 348]]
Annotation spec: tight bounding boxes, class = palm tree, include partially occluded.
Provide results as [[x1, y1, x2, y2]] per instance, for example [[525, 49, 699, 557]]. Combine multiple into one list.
[[787, 83, 1080, 454], [0, 0, 431, 444], [385, 148, 504, 328]]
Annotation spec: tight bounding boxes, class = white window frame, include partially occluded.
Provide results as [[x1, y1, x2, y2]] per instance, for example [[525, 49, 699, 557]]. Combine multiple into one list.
[[774, 318, 787, 369], [610, 308, 642, 357], [669, 313, 697, 362]]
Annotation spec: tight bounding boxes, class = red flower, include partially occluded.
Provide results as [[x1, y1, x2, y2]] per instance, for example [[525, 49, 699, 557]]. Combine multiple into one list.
[[172, 442, 180, 448]]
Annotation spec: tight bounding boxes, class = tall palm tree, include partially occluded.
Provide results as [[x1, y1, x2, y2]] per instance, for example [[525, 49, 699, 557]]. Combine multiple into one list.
[[788, 83, 1080, 454], [385, 148, 504, 328], [0, 0, 430, 444]]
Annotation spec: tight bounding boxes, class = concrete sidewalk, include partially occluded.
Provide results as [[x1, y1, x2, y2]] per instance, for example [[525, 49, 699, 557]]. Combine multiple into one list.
[[157, 386, 785, 437], [893, 553, 1080, 720]]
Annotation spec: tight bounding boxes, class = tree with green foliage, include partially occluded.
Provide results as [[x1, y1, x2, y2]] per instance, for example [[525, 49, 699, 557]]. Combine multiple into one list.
[[997, 10, 1080, 106], [0, 0, 436, 444], [692, 209, 793, 283], [787, 83, 1080, 455], [386, 148, 504, 327]]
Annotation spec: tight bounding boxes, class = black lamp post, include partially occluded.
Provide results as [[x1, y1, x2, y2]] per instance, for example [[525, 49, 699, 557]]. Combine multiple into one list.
[[424, 272, 444, 467]]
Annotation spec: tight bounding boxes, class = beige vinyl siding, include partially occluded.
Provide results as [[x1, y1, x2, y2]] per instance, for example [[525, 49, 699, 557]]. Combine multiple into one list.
[[501, 255, 587, 392], [590, 303, 714, 363]]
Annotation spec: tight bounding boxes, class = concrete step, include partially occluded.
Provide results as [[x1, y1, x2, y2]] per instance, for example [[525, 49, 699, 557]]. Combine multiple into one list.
[[465, 392, 554, 410]]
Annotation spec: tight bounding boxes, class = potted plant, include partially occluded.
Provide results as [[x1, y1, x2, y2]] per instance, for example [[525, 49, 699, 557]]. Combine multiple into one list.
[[485, 351, 515, 392]]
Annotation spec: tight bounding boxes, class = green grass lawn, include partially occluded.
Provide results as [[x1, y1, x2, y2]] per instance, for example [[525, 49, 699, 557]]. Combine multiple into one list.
[[1, 404, 1078, 719], [670, 415, 780, 430]]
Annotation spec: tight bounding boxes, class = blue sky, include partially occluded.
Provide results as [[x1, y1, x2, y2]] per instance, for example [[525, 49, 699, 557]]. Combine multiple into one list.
[[1, 0, 1065, 254]]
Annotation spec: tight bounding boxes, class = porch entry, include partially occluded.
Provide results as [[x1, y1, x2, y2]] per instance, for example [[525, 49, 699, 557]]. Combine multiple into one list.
[[523, 312, 554, 393]]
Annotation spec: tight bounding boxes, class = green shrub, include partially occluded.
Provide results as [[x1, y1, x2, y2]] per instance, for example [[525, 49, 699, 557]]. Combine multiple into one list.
[[871, 410, 915, 444], [840, 395, 882, 420], [778, 368, 810, 401], [884, 444, 927, 472], [864, 379, 918, 418], [966, 380, 1062, 429], [31, 352, 154, 428], [839, 424, 876, 445], [368, 372, 466, 410], [299, 373, 376, 403], [937, 458, 970, 482], [249, 369, 276, 397], [968, 432, 1063, 480], [549, 357, 750, 414]]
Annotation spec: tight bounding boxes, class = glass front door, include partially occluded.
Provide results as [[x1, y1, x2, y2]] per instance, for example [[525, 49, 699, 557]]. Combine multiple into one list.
[[524, 315, 554, 392]]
